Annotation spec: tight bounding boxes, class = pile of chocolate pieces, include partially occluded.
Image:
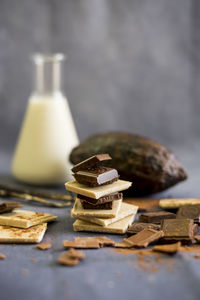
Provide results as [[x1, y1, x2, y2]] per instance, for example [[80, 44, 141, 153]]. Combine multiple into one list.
[[114, 204, 200, 252], [65, 154, 138, 234]]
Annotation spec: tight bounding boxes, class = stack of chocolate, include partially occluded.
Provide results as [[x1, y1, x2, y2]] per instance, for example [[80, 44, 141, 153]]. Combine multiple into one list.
[[65, 154, 138, 234]]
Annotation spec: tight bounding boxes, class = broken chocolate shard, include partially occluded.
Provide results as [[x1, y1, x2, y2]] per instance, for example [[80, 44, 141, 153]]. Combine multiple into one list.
[[73, 166, 119, 187], [176, 205, 200, 222], [123, 228, 164, 248], [161, 219, 194, 241], [0, 201, 22, 214], [126, 222, 161, 236], [68, 248, 85, 259], [139, 211, 176, 224], [152, 242, 181, 254], [78, 192, 122, 205], [81, 201, 113, 210], [58, 252, 79, 266], [72, 154, 112, 173]]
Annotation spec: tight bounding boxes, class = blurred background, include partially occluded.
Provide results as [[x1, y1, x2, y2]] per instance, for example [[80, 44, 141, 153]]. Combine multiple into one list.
[[0, 0, 199, 190]]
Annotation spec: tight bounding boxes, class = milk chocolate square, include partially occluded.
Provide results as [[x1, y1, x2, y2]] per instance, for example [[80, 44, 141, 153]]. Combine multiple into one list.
[[139, 211, 176, 224], [161, 219, 194, 241], [176, 205, 200, 223]]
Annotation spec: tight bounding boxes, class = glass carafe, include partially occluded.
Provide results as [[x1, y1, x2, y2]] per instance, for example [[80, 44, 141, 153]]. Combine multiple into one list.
[[12, 53, 79, 185]]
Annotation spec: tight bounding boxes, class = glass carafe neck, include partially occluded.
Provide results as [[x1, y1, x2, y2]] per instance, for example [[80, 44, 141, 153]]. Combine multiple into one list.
[[32, 53, 66, 95]]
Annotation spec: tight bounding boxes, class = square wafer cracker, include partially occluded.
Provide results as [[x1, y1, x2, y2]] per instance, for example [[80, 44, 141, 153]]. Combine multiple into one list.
[[71, 198, 122, 218], [0, 223, 47, 243], [78, 202, 138, 226], [0, 209, 57, 228], [65, 180, 132, 199], [73, 214, 135, 234]]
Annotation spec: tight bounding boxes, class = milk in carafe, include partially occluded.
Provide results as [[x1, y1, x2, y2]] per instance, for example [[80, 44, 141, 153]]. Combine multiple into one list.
[[12, 54, 79, 185]]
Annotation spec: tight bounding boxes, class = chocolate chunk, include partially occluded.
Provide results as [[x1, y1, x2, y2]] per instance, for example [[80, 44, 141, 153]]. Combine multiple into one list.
[[139, 211, 176, 224], [161, 219, 194, 241], [73, 166, 119, 187], [72, 154, 112, 173], [78, 192, 122, 205], [81, 201, 113, 210], [0, 201, 22, 214], [126, 222, 161, 236], [68, 248, 85, 259], [37, 242, 52, 250], [123, 228, 164, 248], [152, 242, 181, 254], [176, 205, 200, 222], [58, 252, 79, 266]]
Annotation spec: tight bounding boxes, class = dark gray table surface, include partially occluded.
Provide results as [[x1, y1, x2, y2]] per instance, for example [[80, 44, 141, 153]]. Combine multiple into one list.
[[0, 149, 200, 300]]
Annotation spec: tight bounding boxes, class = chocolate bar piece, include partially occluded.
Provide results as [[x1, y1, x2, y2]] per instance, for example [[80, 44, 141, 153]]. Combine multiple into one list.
[[72, 154, 112, 173], [152, 242, 181, 254], [77, 192, 122, 205], [161, 219, 194, 241], [63, 237, 115, 249], [123, 228, 164, 248], [73, 166, 119, 187], [81, 201, 113, 210], [176, 205, 200, 222], [0, 202, 22, 214], [139, 211, 176, 224], [126, 222, 161, 236]]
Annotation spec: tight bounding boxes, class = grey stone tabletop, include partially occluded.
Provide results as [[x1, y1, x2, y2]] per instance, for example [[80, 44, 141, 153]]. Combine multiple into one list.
[[0, 149, 200, 300]]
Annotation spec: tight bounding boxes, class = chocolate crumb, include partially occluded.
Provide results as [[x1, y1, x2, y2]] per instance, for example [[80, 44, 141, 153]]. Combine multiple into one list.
[[37, 242, 52, 250], [0, 253, 6, 260]]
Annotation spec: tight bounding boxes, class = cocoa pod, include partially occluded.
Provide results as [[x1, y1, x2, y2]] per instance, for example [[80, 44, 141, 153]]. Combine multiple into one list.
[[70, 132, 187, 196]]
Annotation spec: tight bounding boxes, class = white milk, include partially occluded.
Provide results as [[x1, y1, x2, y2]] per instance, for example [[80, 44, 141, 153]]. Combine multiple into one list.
[[12, 92, 79, 185]]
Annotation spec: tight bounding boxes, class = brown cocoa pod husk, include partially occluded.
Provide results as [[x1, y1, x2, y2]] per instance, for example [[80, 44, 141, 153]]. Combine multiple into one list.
[[70, 132, 187, 196]]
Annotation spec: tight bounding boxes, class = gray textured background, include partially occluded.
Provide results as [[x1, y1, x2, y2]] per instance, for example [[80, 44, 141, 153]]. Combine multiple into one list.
[[0, 1, 200, 300], [0, 0, 200, 154]]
